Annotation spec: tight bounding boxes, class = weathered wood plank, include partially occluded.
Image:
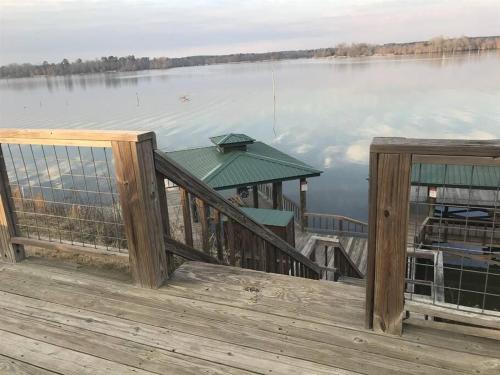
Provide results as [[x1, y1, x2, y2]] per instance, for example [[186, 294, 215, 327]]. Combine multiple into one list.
[[112, 139, 168, 288], [196, 198, 210, 254], [10, 236, 128, 258], [164, 236, 219, 264], [371, 137, 500, 157], [272, 181, 283, 210], [0, 309, 252, 375], [365, 151, 378, 329], [2, 259, 499, 369], [0, 145, 24, 263], [180, 188, 194, 247], [0, 329, 155, 375], [0, 354, 57, 375], [372, 153, 411, 335], [0, 128, 154, 143]]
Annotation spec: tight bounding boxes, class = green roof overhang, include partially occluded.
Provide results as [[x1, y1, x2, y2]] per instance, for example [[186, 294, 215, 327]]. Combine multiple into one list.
[[166, 140, 322, 190]]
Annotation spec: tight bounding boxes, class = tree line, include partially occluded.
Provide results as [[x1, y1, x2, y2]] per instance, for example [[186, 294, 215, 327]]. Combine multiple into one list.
[[1, 36, 499, 79]]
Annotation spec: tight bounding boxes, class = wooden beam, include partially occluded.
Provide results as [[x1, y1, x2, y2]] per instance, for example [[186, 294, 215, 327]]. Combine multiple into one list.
[[371, 137, 500, 157], [196, 198, 210, 254], [163, 236, 219, 264], [227, 219, 236, 266], [300, 178, 307, 230], [156, 172, 175, 276], [112, 138, 168, 288], [365, 152, 378, 329], [10, 237, 127, 258], [272, 182, 283, 210], [213, 209, 223, 262], [372, 152, 411, 335], [252, 185, 259, 208], [0, 129, 154, 144], [0, 145, 24, 263], [180, 188, 193, 247]]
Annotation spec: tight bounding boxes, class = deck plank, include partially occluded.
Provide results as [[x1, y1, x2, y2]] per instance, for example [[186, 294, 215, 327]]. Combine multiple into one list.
[[0, 259, 499, 375]]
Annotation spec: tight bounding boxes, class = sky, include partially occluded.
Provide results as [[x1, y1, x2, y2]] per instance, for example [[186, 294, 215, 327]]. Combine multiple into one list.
[[0, 0, 499, 65]]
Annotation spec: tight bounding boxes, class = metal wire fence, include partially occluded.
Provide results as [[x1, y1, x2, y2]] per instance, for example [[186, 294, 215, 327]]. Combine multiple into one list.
[[406, 162, 500, 315], [2, 143, 127, 253]]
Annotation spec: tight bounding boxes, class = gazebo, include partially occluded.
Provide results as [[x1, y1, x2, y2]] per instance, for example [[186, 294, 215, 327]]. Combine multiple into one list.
[[167, 133, 322, 227]]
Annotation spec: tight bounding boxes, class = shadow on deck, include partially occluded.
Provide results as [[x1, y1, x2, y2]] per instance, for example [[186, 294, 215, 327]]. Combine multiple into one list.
[[0, 258, 499, 375]]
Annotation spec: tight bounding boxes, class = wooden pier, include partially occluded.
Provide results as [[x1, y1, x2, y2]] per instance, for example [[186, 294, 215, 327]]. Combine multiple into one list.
[[1, 257, 499, 375], [0, 130, 499, 374]]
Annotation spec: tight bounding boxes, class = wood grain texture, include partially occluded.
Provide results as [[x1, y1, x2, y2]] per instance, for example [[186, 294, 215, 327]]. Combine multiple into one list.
[[365, 151, 378, 329], [112, 139, 168, 288], [0, 145, 24, 263], [372, 153, 411, 335], [0, 128, 153, 143], [180, 188, 194, 247], [272, 181, 283, 210], [371, 137, 500, 157], [196, 198, 210, 254], [2, 260, 498, 375], [10, 237, 127, 258]]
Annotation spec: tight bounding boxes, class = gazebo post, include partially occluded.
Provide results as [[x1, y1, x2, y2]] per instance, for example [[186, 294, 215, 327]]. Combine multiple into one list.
[[272, 182, 283, 210], [252, 185, 259, 208], [300, 178, 307, 230]]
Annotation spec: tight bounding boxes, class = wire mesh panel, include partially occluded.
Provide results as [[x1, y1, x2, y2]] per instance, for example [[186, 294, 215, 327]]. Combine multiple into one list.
[[1, 143, 127, 253], [407, 161, 500, 315]]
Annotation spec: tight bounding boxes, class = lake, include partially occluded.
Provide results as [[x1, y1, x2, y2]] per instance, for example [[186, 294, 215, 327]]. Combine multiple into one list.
[[1, 52, 499, 220]]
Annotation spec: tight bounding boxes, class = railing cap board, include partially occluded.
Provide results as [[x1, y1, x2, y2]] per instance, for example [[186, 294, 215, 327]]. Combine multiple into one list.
[[371, 137, 500, 157], [0, 129, 155, 147]]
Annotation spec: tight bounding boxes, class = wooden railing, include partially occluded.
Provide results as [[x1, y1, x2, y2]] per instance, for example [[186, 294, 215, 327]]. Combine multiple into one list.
[[154, 150, 321, 279], [0, 129, 320, 289], [258, 183, 368, 237], [304, 213, 368, 237], [366, 137, 500, 335]]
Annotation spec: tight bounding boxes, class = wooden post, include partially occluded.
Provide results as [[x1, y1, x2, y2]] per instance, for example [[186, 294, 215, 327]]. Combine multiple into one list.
[[300, 178, 307, 230], [180, 188, 193, 247], [252, 185, 259, 208], [112, 137, 168, 288], [272, 181, 283, 210], [214, 209, 223, 262], [227, 219, 236, 266], [365, 151, 378, 329], [156, 172, 174, 276], [196, 198, 210, 254], [0, 146, 24, 263], [371, 152, 411, 335]]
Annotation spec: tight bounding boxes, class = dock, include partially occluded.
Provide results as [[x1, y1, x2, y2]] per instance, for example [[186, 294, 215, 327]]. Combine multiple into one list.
[[1, 258, 499, 375], [0, 130, 499, 374]]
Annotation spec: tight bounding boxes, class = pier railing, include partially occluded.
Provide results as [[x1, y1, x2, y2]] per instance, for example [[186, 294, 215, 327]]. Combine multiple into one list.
[[366, 137, 500, 335], [0, 129, 320, 288], [258, 183, 368, 236]]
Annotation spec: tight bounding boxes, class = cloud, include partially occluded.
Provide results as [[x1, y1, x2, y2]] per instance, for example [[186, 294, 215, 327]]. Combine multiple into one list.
[[345, 140, 370, 164], [1, 0, 499, 64]]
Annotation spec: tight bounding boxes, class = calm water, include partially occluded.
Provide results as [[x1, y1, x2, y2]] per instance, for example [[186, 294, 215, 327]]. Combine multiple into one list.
[[1, 52, 499, 220]]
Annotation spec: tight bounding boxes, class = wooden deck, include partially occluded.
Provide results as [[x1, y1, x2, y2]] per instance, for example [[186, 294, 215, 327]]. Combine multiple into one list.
[[0, 258, 499, 374]]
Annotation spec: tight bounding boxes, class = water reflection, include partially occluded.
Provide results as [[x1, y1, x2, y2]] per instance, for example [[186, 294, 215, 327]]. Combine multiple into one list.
[[0, 52, 499, 220]]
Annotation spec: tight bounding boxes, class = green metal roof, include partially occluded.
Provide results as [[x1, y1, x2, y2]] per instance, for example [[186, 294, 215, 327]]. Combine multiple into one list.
[[167, 140, 322, 190], [412, 164, 500, 190], [240, 207, 294, 227], [210, 133, 255, 146]]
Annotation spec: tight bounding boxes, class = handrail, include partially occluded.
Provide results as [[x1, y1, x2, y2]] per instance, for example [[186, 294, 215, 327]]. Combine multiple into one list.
[[305, 212, 368, 226], [154, 150, 321, 277]]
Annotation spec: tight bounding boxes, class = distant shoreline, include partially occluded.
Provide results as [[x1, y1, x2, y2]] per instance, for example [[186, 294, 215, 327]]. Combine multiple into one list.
[[1, 35, 499, 79]]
